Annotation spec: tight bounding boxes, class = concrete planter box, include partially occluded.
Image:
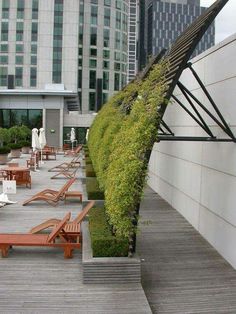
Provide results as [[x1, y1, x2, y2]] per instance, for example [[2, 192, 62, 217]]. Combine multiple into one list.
[[82, 221, 141, 284], [21, 146, 30, 154], [10, 149, 21, 158], [0, 154, 9, 165]]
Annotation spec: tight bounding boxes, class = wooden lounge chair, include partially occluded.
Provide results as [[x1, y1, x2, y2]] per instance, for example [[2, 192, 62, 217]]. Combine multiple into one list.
[[30, 201, 95, 238], [48, 156, 80, 172], [64, 145, 82, 157], [0, 212, 81, 258], [22, 177, 76, 206], [50, 166, 78, 179]]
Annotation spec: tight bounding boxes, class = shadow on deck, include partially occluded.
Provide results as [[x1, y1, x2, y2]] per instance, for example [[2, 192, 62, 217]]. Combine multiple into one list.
[[138, 187, 236, 314]]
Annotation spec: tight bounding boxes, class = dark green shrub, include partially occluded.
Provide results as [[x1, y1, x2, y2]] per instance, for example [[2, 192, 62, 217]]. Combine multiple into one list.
[[19, 140, 31, 147], [86, 178, 104, 200], [85, 157, 92, 164], [89, 207, 129, 257], [86, 163, 96, 177], [0, 146, 11, 154], [8, 143, 22, 149]]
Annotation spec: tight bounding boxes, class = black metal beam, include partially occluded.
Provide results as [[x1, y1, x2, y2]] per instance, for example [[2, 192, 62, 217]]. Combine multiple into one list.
[[158, 136, 235, 142]]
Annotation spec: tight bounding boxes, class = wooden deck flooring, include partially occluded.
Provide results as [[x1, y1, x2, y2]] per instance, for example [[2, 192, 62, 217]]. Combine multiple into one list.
[[0, 154, 151, 314], [138, 187, 236, 314]]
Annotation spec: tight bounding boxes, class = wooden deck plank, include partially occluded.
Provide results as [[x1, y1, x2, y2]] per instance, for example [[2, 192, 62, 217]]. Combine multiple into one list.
[[138, 187, 236, 314]]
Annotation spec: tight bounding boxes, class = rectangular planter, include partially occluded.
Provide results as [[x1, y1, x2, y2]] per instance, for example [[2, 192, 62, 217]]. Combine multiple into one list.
[[82, 221, 141, 284]]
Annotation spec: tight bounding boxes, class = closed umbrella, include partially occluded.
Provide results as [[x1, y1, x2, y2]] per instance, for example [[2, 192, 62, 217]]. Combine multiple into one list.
[[39, 128, 47, 164], [31, 128, 40, 171], [86, 129, 89, 142], [70, 128, 76, 151]]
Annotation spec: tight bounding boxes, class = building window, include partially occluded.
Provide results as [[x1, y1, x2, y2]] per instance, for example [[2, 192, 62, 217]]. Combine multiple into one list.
[[103, 29, 110, 47], [79, 47, 83, 56], [103, 60, 109, 69], [91, 6, 98, 25], [114, 62, 120, 71], [2, 0, 9, 19], [17, 0, 24, 19], [103, 49, 110, 59], [1, 22, 8, 41], [52, 0, 64, 83], [0, 67, 8, 86], [116, 11, 121, 29], [114, 73, 120, 91], [79, 25, 83, 45], [78, 69, 82, 89], [0, 44, 8, 52], [103, 71, 109, 90], [32, 0, 39, 19], [16, 44, 23, 53], [0, 55, 8, 64], [115, 31, 121, 49], [15, 67, 23, 86], [89, 70, 96, 89], [89, 59, 97, 68], [30, 67, 37, 87], [104, 8, 110, 26], [31, 22, 38, 41], [31, 55, 37, 65], [79, 3, 84, 23], [78, 58, 83, 67], [103, 93, 108, 104], [0, 109, 42, 129], [90, 48, 97, 57], [90, 27, 97, 46], [31, 44, 37, 54], [15, 55, 24, 65], [16, 22, 24, 41], [116, 0, 122, 10], [89, 92, 96, 111], [104, 0, 111, 6]]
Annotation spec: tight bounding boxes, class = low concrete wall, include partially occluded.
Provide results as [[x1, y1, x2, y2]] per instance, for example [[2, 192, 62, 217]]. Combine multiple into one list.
[[82, 221, 141, 284]]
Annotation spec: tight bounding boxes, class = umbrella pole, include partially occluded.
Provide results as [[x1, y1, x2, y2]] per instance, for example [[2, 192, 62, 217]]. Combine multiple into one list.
[[40, 148, 44, 165]]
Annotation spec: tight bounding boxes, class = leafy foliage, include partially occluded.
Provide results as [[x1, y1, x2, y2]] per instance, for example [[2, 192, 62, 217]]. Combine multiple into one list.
[[89, 207, 129, 257], [88, 62, 167, 239]]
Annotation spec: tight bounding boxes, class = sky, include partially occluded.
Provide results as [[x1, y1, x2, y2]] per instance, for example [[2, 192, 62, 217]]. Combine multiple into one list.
[[200, 0, 236, 43]]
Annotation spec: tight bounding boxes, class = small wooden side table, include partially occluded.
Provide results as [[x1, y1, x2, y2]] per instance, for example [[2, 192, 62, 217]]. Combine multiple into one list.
[[64, 191, 83, 203]]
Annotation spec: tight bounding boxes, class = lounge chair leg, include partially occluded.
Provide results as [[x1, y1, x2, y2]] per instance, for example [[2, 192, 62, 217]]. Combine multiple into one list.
[[1, 245, 10, 257], [64, 247, 73, 258]]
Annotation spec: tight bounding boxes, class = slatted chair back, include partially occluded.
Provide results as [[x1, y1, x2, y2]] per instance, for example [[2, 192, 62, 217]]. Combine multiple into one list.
[[47, 212, 71, 243], [55, 177, 76, 199], [73, 200, 95, 224]]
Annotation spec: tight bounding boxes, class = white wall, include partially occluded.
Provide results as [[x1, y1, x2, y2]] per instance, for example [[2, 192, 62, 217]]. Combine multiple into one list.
[[148, 33, 236, 269]]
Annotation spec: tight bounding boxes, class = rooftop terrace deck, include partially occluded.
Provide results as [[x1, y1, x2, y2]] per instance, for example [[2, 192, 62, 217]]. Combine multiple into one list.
[[1, 153, 236, 313], [0, 154, 151, 314]]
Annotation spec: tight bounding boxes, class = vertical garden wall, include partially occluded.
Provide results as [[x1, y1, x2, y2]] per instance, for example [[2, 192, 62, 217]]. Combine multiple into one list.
[[88, 62, 167, 248]]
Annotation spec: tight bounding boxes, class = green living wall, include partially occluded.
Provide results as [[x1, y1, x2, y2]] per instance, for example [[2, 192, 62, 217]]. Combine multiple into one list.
[[88, 62, 167, 241]]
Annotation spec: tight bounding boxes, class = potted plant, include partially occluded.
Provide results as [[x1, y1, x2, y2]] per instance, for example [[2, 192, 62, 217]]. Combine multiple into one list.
[[0, 128, 11, 164], [0, 146, 11, 164], [20, 140, 31, 154], [8, 143, 22, 158]]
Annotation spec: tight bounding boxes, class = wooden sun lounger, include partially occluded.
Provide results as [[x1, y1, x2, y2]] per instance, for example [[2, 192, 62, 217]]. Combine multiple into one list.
[[64, 145, 82, 157], [0, 213, 81, 258], [50, 167, 78, 179], [48, 156, 81, 172], [30, 201, 95, 241], [22, 178, 76, 206]]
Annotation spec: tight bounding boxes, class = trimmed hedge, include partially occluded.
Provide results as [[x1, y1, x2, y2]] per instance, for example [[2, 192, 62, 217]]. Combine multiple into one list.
[[89, 206, 129, 257], [0, 146, 10, 154], [86, 163, 96, 177], [86, 177, 104, 200]]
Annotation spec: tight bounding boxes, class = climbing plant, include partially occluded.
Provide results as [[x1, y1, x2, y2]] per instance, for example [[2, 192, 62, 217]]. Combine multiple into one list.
[[88, 61, 168, 242]]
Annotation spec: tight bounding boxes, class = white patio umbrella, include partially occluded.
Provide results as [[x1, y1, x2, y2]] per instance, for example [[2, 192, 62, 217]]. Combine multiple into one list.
[[86, 128, 89, 142], [31, 128, 40, 171], [39, 128, 47, 164], [70, 128, 76, 151]]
